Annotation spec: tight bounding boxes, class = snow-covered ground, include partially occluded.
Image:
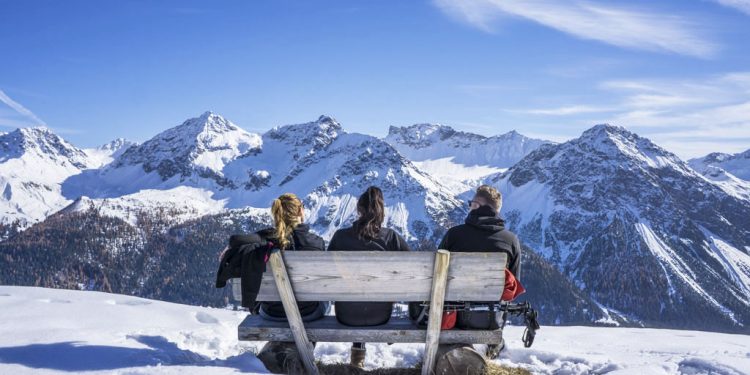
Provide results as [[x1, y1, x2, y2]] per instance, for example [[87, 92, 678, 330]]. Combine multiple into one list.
[[0, 286, 749, 375]]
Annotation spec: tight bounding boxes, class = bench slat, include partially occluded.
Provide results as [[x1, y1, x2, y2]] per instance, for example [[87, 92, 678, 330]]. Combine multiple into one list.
[[238, 315, 503, 344], [247, 251, 506, 302]]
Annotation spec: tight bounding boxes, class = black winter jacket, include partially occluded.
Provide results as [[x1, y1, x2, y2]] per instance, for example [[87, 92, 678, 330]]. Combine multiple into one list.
[[439, 205, 522, 279], [215, 233, 268, 308], [215, 224, 325, 316], [328, 221, 411, 326]]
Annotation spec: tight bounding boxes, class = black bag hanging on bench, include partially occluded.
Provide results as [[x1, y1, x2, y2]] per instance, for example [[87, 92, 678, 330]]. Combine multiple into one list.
[[456, 303, 504, 330]]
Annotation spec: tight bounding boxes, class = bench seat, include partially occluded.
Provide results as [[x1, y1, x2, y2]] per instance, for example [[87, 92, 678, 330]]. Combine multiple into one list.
[[238, 315, 503, 344]]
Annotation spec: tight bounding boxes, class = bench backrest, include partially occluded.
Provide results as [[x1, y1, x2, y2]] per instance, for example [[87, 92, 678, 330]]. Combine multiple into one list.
[[233, 251, 507, 302]]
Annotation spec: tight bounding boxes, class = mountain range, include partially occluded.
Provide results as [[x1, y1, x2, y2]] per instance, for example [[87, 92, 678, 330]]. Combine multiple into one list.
[[1, 111, 749, 332]]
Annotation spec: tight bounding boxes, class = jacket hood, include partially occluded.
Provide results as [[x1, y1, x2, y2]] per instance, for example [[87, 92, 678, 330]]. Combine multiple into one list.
[[465, 205, 505, 232]]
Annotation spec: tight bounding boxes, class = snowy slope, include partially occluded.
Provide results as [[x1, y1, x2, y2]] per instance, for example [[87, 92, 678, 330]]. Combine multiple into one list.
[[690, 149, 750, 181], [385, 124, 550, 193], [0, 127, 95, 226], [688, 154, 750, 201], [1, 286, 748, 375], [489, 124, 750, 331], [83, 138, 137, 168]]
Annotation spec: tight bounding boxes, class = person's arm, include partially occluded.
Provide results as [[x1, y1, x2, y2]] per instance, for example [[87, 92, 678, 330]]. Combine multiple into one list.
[[509, 235, 522, 281], [437, 228, 452, 251], [327, 231, 341, 251], [392, 232, 411, 251], [315, 236, 326, 251]]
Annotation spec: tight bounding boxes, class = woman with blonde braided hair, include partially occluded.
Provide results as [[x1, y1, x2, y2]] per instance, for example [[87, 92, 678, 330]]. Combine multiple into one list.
[[270, 193, 304, 250], [255, 193, 328, 373]]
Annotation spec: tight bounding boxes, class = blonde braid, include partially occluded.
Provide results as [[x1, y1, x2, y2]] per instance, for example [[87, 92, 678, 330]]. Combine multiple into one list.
[[271, 193, 303, 250]]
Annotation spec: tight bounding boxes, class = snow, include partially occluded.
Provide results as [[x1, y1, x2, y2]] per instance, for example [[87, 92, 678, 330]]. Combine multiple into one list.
[[412, 158, 506, 193], [63, 186, 229, 227], [1, 286, 749, 375], [635, 223, 739, 323], [0, 127, 93, 225], [699, 227, 750, 303], [690, 149, 750, 181]]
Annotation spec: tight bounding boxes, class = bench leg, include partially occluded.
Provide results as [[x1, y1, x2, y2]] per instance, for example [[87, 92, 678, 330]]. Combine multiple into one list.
[[422, 250, 451, 375], [268, 250, 320, 375]]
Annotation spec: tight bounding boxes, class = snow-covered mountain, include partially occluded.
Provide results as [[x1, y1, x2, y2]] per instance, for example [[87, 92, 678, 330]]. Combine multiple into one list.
[[4, 114, 750, 333], [489, 124, 750, 331], [385, 124, 551, 193], [62, 113, 463, 244], [690, 149, 750, 181], [1, 286, 749, 375], [0, 127, 94, 225], [83, 138, 137, 168], [688, 150, 750, 201]]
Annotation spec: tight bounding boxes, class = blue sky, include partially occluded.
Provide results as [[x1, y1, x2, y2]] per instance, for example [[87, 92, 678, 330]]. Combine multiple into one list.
[[1, 0, 749, 159]]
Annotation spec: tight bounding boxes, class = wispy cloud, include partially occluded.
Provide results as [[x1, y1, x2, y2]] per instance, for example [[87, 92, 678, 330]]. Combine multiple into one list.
[[511, 72, 750, 158], [512, 105, 616, 116], [433, 0, 718, 58], [711, 0, 750, 15], [0, 88, 47, 127]]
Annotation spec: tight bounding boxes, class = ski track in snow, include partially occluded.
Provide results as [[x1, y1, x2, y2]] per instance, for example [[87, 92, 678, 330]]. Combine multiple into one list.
[[0, 286, 749, 375]]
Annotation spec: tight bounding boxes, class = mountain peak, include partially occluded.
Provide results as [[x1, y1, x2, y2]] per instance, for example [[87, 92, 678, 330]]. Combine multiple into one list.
[[97, 138, 135, 152], [316, 114, 340, 127], [0, 127, 89, 168], [580, 123, 631, 140], [114, 113, 261, 181], [179, 111, 240, 135], [266, 116, 342, 148]]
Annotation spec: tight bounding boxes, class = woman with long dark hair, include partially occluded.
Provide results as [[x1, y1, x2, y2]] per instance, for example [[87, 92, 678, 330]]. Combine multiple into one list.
[[327, 186, 411, 368]]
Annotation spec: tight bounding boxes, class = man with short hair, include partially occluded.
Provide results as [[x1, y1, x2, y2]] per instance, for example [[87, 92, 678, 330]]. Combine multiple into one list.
[[435, 184, 523, 371], [439, 184, 521, 278]]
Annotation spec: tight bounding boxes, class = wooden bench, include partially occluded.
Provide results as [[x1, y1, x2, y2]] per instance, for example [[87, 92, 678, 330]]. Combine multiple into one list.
[[234, 250, 507, 375]]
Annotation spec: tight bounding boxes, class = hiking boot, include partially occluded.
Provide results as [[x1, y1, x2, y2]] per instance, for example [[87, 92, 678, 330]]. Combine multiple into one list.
[[486, 338, 505, 359], [257, 341, 304, 374], [435, 345, 487, 375], [350, 345, 366, 368]]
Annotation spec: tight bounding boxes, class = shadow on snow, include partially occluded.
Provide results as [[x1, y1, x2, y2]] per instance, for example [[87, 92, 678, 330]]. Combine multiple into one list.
[[0, 335, 262, 372]]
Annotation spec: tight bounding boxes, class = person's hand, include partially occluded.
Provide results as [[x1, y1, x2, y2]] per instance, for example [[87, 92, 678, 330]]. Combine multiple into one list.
[[218, 245, 230, 261]]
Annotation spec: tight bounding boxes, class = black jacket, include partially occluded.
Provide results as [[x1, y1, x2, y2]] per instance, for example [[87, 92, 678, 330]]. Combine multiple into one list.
[[439, 205, 522, 279], [215, 233, 268, 308], [327, 221, 411, 252], [215, 224, 325, 314], [328, 221, 411, 326]]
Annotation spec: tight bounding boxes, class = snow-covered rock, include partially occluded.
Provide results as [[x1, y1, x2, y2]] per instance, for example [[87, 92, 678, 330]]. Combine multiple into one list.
[[489, 124, 750, 331]]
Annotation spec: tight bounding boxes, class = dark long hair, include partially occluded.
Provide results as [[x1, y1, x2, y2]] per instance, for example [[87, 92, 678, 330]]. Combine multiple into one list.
[[356, 186, 384, 241]]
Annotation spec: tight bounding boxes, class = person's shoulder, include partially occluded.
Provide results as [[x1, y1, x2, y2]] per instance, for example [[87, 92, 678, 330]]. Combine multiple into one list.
[[332, 225, 357, 237], [381, 227, 406, 242], [497, 228, 520, 248], [446, 223, 470, 234], [499, 228, 519, 239], [256, 228, 275, 238]]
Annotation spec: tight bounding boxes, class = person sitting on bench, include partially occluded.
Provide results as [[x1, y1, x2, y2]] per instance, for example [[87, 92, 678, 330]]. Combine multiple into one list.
[[327, 186, 411, 368], [220, 193, 327, 373], [438, 184, 522, 359]]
